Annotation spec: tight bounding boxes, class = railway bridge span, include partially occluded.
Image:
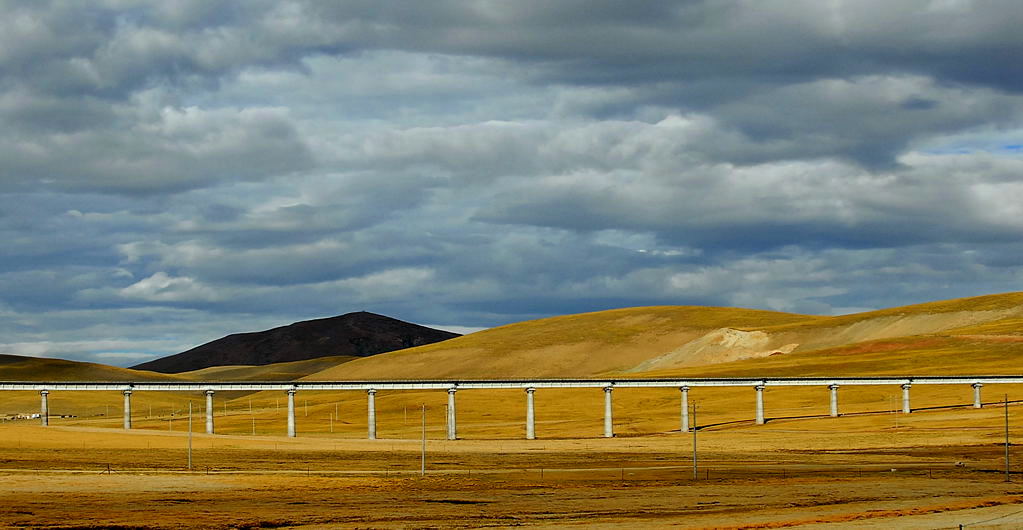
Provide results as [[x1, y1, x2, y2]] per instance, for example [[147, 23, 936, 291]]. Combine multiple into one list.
[[4, 376, 1020, 439]]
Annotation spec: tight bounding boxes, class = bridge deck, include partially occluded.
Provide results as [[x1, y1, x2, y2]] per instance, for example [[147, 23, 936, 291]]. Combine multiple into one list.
[[2, 376, 1023, 392]]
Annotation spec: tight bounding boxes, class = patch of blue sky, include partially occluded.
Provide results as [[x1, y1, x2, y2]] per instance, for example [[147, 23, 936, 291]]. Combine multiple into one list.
[[917, 129, 1023, 156]]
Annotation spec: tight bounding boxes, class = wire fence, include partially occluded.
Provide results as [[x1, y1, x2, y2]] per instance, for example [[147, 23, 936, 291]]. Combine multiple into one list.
[[0, 452, 1019, 484]]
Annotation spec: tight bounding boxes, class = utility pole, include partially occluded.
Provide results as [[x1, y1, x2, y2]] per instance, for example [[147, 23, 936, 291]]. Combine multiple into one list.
[[1006, 394, 1011, 483], [889, 395, 897, 447], [187, 401, 193, 471], [421, 404, 427, 477], [692, 402, 698, 480]]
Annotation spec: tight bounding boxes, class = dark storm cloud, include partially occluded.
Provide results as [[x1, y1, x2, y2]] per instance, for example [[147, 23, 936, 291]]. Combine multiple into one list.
[[1, 1, 1022, 364], [7, 1, 1022, 99], [295, 1, 1023, 90]]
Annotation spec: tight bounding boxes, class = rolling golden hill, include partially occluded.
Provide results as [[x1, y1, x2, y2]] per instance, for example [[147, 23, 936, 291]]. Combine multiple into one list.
[[303, 306, 816, 380], [305, 292, 1023, 380], [176, 355, 358, 381], [0, 354, 180, 382]]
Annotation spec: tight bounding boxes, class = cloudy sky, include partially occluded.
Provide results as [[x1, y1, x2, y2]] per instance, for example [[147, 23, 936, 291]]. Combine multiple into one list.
[[2, 1, 1022, 366]]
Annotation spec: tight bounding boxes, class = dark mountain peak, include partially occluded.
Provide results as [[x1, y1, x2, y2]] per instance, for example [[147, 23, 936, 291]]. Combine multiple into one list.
[[131, 312, 460, 374]]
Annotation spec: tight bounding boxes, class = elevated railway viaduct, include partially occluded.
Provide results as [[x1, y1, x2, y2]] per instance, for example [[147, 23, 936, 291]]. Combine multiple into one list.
[[3, 376, 1020, 439]]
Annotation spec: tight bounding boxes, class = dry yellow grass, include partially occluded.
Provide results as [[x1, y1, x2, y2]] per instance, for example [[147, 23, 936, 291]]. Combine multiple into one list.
[[755, 291, 1023, 333], [945, 316, 1023, 336], [11, 378, 1023, 445], [639, 335, 1023, 378], [3, 394, 1023, 528], [176, 355, 357, 381], [2, 442, 1020, 529]]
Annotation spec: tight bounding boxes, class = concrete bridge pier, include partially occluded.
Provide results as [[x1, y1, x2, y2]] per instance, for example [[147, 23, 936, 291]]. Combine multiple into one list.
[[286, 389, 296, 437], [367, 389, 377, 440], [829, 384, 839, 417], [205, 390, 215, 434], [901, 383, 912, 414], [603, 386, 614, 438], [755, 385, 765, 425], [446, 388, 457, 440], [123, 390, 132, 429], [39, 390, 49, 426], [973, 383, 983, 409], [525, 387, 536, 440], [680, 386, 690, 433]]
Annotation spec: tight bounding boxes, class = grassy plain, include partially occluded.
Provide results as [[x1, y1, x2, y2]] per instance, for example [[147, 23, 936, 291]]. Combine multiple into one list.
[[3, 397, 1023, 528]]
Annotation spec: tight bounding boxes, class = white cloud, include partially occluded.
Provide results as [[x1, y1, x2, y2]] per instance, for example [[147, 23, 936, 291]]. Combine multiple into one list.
[[120, 272, 222, 302], [422, 324, 489, 336], [338, 268, 436, 301]]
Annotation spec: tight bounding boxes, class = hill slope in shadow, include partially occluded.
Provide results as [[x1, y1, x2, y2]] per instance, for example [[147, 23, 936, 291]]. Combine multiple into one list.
[[131, 312, 460, 373]]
